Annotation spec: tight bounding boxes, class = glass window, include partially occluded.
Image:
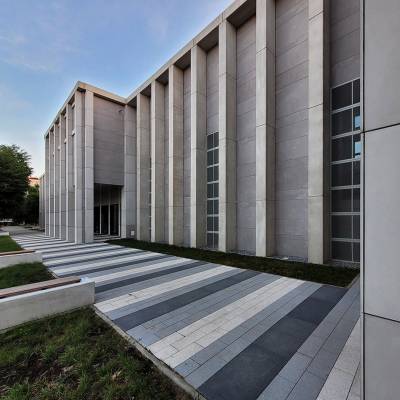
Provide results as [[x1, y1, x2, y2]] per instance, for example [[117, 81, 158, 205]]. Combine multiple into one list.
[[353, 107, 361, 130], [332, 109, 353, 136], [332, 189, 352, 212], [332, 136, 352, 161], [332, 162, 352, 187], [332, 82, 352, 110], [353, 161, 360, 185], [353, 134, 361, 158], [353, 243, 360, 262], [332, 215, 352, 239], [353, 79, 360, 104], [353, 188, 360, 212], [353, 216, 360, 240], [332, 241, 352, 261]]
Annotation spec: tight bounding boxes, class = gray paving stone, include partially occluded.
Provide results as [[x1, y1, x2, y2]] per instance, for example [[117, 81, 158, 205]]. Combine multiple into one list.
[[286, 372, 325, 400]]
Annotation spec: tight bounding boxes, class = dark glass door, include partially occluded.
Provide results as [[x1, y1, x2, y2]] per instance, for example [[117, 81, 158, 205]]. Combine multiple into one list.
[[101, 205, 109, 235], [110, 204, 119, 236], [94, 206, 100, 235]]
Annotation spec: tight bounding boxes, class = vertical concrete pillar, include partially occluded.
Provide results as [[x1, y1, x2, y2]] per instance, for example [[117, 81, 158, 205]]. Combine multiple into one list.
[[84, 90, 94, 243], [121, 105, 137, 239], [136, 93, 151, 241], [168, 65, 184, 246], [65, 103, 75, 242], [59, 114, 67, 240], [190, 45, 207, 248], [151, 81, 165, 242], [256, 0, 276, 257], [49, 129, 55, 237], [54, 122, 60, 238], [307, 0, 330, 264], [74, 91, 84, 243], [45, 135, 49, 235], [219, 20, 237, 252]]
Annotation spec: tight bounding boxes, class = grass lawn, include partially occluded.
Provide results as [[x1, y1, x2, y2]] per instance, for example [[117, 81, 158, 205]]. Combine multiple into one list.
[[0, 262, 54, 290], [109, 239, 359, 287], [0, 236, 21, 253], [0, 308, 191, 400]]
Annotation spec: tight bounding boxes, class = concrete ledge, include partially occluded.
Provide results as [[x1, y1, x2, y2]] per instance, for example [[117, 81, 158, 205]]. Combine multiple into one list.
[[0, 232, 10, 236], [0, 251, 43, 269], [0, 278, 95, 331]]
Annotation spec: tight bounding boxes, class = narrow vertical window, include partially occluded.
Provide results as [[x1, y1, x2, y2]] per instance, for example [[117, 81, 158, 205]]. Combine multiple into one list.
[[206, 132, 219, 249], [331, 79, 361, 264]]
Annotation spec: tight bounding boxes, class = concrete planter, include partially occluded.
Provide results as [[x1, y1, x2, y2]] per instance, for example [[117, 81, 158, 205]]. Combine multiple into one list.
[[0, 250, 42, 269], [0, 232, 10, 236], [0, 278, 95, 331]]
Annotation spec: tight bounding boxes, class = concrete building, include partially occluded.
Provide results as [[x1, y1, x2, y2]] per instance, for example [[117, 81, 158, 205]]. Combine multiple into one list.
[[37, 0, 400, 398], [39, 0, 362, 267]]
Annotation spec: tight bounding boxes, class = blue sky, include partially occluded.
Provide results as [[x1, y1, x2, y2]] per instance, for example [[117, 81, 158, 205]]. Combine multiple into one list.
[[0, 0, 232, 176]]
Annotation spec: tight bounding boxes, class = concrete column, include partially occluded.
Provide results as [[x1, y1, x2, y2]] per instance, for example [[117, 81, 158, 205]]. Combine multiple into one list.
[[59, 114, 67, 240], [307, 0, 330, 264], [363, 1, 400, 398], [151, 81, 165, 242], [49, 129, 55, 237], [74, 91, 84, 243], [190, 45, 207, 248], [84, 90, 94, 243], [168, 65, 184, 246], [136, 93, 151, 241], [65, 103, 75, 242], [121, 105, 137, 239], [218, 20, 237, 252], [54, 122, 60, 238], [256, 0, 276, 257], [45, 135, 49, 235]]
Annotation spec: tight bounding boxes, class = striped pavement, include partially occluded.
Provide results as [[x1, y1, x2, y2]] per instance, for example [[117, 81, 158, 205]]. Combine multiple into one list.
[[13, 233, 360, 400]]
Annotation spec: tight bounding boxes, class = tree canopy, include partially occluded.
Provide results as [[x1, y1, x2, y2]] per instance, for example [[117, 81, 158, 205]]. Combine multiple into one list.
[[0, 145, 32, 220]]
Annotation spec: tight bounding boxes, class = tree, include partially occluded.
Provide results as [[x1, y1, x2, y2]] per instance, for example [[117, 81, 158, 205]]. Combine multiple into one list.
[[14, 184, 39, 225], [0, 145, 32, 220]]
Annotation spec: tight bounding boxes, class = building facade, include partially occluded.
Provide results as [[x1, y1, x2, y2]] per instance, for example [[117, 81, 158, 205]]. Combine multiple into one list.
[[40, 0, 361, 266]]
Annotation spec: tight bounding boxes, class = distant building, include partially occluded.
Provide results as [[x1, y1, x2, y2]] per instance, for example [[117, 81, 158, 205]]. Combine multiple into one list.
[[29, 176, 39, 187]]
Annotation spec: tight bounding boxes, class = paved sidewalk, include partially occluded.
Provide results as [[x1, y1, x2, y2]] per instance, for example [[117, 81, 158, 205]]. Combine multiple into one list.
[[14, 233, 360, 400]]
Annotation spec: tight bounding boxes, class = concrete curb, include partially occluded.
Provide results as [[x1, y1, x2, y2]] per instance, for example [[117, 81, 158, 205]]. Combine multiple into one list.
[[0, 278, 95, 331], [0, 251, 43, 269]]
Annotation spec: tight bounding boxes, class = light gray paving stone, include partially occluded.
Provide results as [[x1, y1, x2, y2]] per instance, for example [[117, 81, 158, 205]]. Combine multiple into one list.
[[257, 375, 294, 400], [286, 372, 325, 400], [278, 352, 313, 384]]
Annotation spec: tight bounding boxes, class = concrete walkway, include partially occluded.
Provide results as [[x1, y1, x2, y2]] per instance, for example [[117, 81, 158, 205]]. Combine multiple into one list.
[[13, 233, 360, 400]]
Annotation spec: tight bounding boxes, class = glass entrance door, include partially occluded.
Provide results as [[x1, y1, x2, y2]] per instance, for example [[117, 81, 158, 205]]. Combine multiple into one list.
[[110, 204, 119, 236]]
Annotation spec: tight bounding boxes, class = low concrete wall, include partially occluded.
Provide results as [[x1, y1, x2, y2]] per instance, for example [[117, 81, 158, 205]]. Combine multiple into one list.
[[0, 278, 95, 330], [0, 251, 42, 269], [0, 232, 10, 236]]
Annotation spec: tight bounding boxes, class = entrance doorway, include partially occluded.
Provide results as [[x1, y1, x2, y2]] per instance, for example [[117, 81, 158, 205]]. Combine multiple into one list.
[[94, 184, 121, 238]]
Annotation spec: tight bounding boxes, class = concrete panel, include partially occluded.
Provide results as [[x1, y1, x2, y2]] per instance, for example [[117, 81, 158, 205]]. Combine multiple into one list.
[[190, 46, 207, 249], [219, 20, 237, 253], [255, 1, 275, 257], [93, 96, 124, 186], [151, 81, 165, 243], [65, 103, 75, 242], [364, 125, 400, 322], [183, 67, 191, 247], [54, 123, 60, 238], [137, 93, 151, 241], [164, 84, 170, 241], [275, 0, 309, 259], [364, 314, 400, 400], [168, 65, 184, 245], [121, 105, 137, 239], [364, 0, 400, 130], [84, 91, 94, 243], [59, 115, 67, 240]]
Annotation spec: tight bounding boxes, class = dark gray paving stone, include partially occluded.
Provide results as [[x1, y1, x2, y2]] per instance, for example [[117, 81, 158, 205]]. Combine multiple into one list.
[[198, 286, 346, 400], [113, 270, 259, 331], [44, 246, 121, 260]]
